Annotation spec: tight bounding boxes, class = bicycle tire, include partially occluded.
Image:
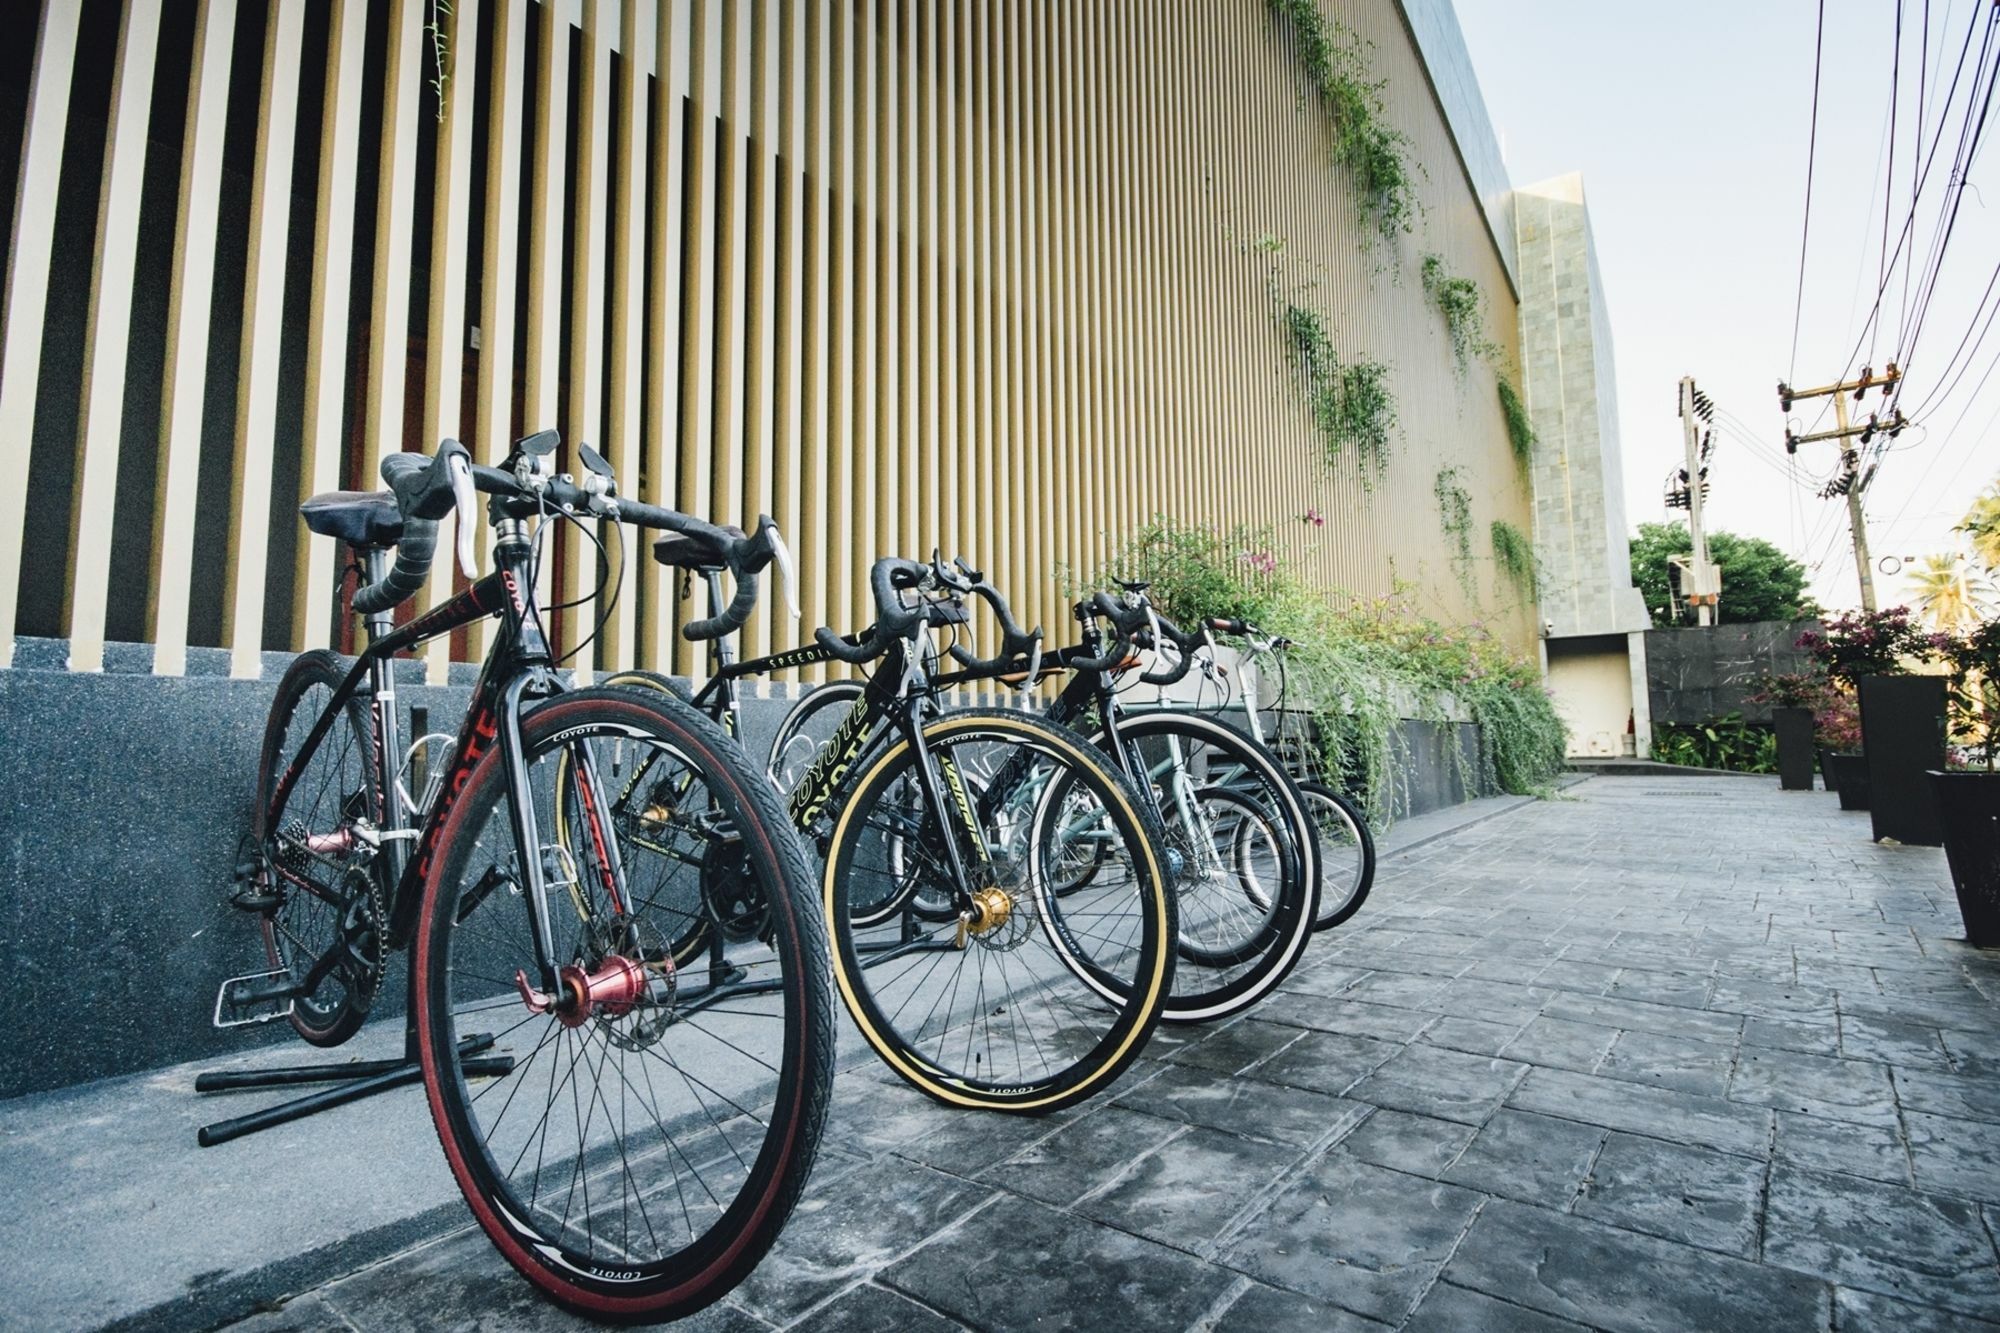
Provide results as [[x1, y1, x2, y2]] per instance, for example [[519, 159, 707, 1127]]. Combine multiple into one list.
[[255, 649, 387, 1047], [413, 687, 834, 1323], [1071, 711, 1319, 1024], [824, 708, 1173, 1113], [1300, 779, 1375, 931]]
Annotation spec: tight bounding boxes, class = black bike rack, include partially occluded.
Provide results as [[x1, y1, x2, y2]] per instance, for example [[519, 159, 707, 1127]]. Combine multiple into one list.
[[197, 707, 515, 1148], [194, 995, 514, 1148]]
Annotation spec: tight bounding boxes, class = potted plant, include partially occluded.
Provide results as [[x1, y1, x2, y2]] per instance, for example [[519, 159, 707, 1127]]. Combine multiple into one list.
[[1798, 608, 1935, 815], [1815, 692, 1863, 801], [1751, 670, 1827, 792], [1930, 619, 2000, 945]]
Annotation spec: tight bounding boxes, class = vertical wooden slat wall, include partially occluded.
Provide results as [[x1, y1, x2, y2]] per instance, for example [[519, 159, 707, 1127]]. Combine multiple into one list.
[[61, 0, 162, 673], [145, 0, 236, 678], [4, 0, 1536, 682]]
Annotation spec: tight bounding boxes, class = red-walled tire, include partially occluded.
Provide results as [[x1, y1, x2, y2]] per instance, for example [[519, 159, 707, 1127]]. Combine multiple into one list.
[[412, 688, 833, 1324]]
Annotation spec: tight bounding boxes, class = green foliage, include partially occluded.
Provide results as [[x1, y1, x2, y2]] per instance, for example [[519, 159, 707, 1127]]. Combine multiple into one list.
[[1942, 618, 2000, 768], [1490, 521, 1538, 601], [1281, 304, 1396, 481], [1087, 524, 1569, 825], [1420, 255, 1497, 372], [1651, 714, 1778, 773], [1071, 516, 1281, 630], [1497, 376, 1535, 469], [1433, 467, 1475, 595], [1265, 0, 1422, 245], [1629, 522, 1821, 627]]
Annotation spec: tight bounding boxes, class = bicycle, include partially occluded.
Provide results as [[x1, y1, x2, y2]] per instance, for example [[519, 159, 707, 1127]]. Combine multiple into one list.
[[230, 430, 833, 1322], [1182, 615, 1376, 932], [575, 554, 1176, 1113], [769, 577, 1322, 1024]]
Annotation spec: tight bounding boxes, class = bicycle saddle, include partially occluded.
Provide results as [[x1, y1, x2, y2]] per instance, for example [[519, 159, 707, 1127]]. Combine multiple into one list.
[[300, 490, 404, 548], [653, 524, 747, 571]]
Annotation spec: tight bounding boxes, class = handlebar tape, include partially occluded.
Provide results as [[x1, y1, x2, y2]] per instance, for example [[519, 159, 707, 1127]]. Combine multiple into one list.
[[353, 442, 471, 614], [814, 557, 929, 664], [946, 575, 1043, 676], [353, 517, 438, 615]]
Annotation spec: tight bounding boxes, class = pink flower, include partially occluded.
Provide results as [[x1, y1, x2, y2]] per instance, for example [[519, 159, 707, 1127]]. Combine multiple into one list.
[[1303, 508, 1325, 527]]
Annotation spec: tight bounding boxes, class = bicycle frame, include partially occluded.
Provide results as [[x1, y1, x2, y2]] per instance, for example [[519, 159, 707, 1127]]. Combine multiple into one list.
[[266, 523, 625, 994], [669, 581, 999, 941]]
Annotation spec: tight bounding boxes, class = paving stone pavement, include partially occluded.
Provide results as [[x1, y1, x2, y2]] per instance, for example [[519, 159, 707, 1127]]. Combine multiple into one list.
[[222, 775, 2000, 1332]]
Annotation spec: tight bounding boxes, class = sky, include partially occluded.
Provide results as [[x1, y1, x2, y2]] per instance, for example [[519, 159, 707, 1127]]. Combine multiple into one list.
[[1454, 0, 2000, 616]]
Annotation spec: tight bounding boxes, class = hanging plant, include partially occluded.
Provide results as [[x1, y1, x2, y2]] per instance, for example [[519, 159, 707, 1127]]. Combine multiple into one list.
[[1281, 303, 1397, 483], [1266, 0, 1424, 245], [1421, 255, 1497, 373], [1498, 376, 1535, 469], [1491, 520, 1539, 601], [1434, 467, 1476, 595]]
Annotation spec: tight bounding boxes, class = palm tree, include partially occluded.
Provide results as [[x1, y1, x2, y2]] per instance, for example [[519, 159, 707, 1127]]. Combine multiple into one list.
[[1909, 552, 1995, 633], [1960, 485, 2000, 574]]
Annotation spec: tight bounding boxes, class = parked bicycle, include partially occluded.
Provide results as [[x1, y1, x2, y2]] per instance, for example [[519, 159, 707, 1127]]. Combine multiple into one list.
[[1187, 615, 1376, 932], [768, 576, 1323, 1024], [235, 431, 832, 1322], [572, 553, 1176, 1112]]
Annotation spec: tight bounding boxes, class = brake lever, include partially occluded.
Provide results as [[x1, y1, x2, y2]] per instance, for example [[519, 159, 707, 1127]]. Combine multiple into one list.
[[448, 452, 478, 579], [769, 523, 801, 618]]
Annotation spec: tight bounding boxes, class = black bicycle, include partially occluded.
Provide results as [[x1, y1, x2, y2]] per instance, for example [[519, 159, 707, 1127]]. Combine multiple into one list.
[[581, 554, 1177, 1112], [771, 579, 1322, 1023], [237, 431, 833, 1323]]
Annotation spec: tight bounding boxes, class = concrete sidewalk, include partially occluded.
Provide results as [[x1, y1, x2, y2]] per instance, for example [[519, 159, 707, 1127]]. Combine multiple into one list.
[[9, 775, 2000, 1330]]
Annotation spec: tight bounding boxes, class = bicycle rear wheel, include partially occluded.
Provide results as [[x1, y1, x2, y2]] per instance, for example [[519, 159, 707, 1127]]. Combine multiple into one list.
[[825, 709, 1173, 1113], [1301, 780, 1375, 931], [256, 649, 387, 1047], [766, 678, 865, 793], [413, 688, 833, 1323]]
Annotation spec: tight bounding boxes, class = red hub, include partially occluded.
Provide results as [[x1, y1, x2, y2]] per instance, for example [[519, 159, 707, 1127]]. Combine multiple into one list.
[[515, 954, 652, 1028]]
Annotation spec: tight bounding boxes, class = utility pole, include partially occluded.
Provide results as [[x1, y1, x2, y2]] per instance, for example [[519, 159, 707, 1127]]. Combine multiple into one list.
[[1778, 365, 1904, 613], [1670, 377, 1722, 624]]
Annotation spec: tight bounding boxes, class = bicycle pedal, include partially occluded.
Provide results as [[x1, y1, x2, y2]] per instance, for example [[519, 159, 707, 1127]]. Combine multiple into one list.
[[212, 969, 297, 1029]]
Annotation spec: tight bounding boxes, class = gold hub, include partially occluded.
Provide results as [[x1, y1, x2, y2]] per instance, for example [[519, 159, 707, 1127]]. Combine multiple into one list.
[[965, 886, 1014, 936]]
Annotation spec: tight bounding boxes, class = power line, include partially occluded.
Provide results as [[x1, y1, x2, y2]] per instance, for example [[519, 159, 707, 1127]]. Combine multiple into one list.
[[1798, 0, 1991, 420], [1877, 0, 1905, 366], [1888, 5, 2000, 403], [1789, 0, 1829, 384]]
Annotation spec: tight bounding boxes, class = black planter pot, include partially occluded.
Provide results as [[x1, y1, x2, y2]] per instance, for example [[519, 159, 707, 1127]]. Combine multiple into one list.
[[1827, 753, 1871, 810], [1819, 747, 1840, 792], [1859, 675, 1949, 845], [1775, 707, 1815, 791], [1927, 770, 2000, 947]]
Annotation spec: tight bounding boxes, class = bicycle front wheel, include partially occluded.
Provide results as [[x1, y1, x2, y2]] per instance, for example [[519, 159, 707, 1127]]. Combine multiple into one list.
[[412, 688, 833, 1323], [1084, 711, 1320, 1024], [825, 709, 1174, 1113]]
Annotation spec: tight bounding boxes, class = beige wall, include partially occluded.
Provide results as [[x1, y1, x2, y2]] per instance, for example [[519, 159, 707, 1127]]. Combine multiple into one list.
[[1548, 645, 1635, 757], [2, 0, 1533, 682]]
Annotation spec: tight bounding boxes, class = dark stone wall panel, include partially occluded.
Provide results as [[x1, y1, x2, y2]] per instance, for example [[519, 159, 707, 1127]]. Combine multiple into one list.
[[1645, 620, 1821, 725]]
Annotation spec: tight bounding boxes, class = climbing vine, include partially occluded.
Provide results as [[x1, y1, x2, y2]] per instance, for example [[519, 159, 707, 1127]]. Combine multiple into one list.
[[1491, 520, 1539, 601], [427, 0, 455, 119], [1282, 304, 1396, 483], [1497, 376, 1535, 469], [1266, 0, 1423, 245], [1434, 467, 1475, 595], [1420, 255, 1496, 372]]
